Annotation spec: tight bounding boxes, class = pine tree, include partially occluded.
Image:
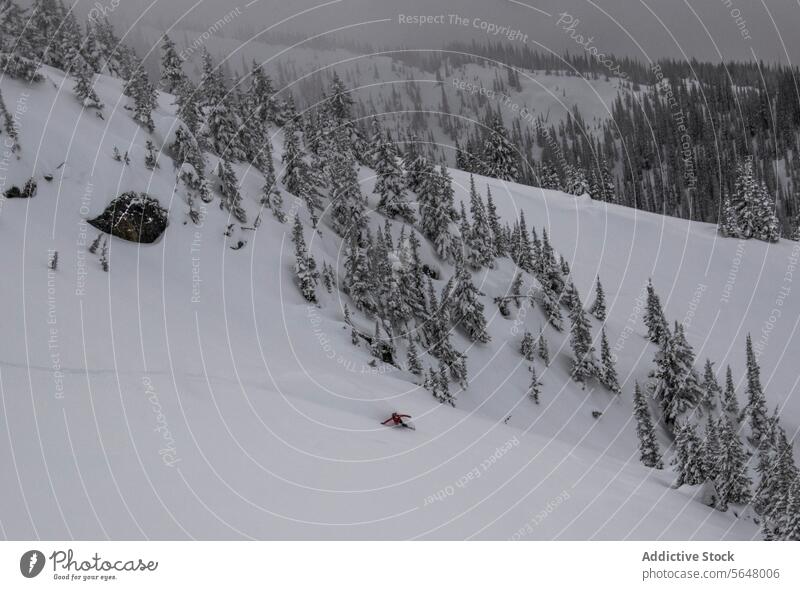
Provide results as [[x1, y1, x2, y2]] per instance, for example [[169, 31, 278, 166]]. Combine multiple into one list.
[[649, 323, 703, 427], [321, 261, 335, 293], [485, 186, 506, 256], [633, 382, 663, 469], [144, 140, 159, 170], [0, 88, 20, 152], [406, 334, 422, 376], [644, 279, 669, 344], [71, 53, 103, 109], [291, 215, 318, 303], [528, 364, 541, 404], [99, 236, 109, 272], [448, 257, 490, 343], [743, 334, 770, 442], [328, 124, 366, 236], [436, 360, 455, 407], [48, 250, 58, 271], [589, 277, 607, 320], [567, 287, 597, 386], [258, 136, 285, 222], [520, 331, 535, 361], [716, 416, 752, 508], [702, 416, 722, 484], [199, 50, 244, 160], [344, 236, 374, 313], [482, 113, 518, 181], [723, 365, 740, 417], [126, 66, 157, 133], [159, 35, 185, 93], [215, 160, 247, 223], [537, 327, 550, 365], [564, 163, 590, 196], [281, 117, 320, 223], [673, 421, 706, 487], [599, 327, 620, 393], [700, 359, 721, 411], [465, 175, 495, 268], [370, 119, 414, 222], [728, 157, 780, 243]]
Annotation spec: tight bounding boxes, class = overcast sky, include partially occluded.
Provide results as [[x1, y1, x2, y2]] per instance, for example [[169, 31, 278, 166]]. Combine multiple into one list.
[[55, 0, 800, 65]]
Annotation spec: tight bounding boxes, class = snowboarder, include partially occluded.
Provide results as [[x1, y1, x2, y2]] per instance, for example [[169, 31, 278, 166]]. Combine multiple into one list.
[[382, 413, 414, 429]]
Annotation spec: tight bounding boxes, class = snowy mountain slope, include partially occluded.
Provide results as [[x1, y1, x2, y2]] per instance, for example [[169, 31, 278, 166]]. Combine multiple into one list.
[[0, 64, 795, 541]]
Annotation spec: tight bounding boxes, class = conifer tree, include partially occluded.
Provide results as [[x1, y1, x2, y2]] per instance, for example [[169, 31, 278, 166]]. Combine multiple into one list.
[[644, 279, 669, 344], [537, 327, 550, 365], [328, 124, 366, 235], [673, 421, 706, 487], [144, 140, 159, 170], [436, 360, 456, 407], [520, 331, 535, 361], [728, 157, 780, 243], [633, 382, 663, 469], [649, 323, 702, 427], [215, 160, 247, 223], [742, 334, 770, 442], [281, 117, 320, 223], [0, 88, 20, 152], [567, 287, 597, 386], [700, 359, 721, 411], [127, 66, 157, 132], [159, 35, 185, 93], [723, 365, 740, 417], [485, 186, 506, 256], [406, 334, 422, 377], [71, 53, 103, 109], [509, 272, 524, 307], [258, 136, 285, 222], [370, 119, 414, 222], [589, 277, 607, 321], [716, 416, 752, 508], [291, 215, 318, 303], [599, 327, 620, 393], [344, 235, 373, 313], [466, 175, 495, 268], [702, 416, 722, 484], [448, 257, 490, 343], [528, 365, 541, 404], [482, 113, 518, 181]]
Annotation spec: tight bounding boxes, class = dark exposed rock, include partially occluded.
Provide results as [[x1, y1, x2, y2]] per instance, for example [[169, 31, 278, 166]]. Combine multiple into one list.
[[88, 191, 168, 243]]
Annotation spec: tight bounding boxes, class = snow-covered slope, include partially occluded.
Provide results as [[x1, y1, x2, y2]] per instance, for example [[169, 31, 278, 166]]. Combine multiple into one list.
[[0, 65, 795, 540]]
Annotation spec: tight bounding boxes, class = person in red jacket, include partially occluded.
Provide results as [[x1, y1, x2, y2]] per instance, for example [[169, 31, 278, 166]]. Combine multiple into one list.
[[382, 412, 412, 428]]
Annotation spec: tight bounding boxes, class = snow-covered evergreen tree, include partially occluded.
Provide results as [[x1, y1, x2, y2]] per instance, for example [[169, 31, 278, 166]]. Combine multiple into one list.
[[567, 287, 597, 386], [715, 416, 752, 509], [633, 382, 663, 469], [528, 364, 541, 404], [564, 163, 590, 196], [700, 359, 721, 411], [485, 186, 506, 256], [520, 331, 535, 361], [742, 333, 770, 442], [649, 322, 702, 427], [723, 365, 740, 417], [465, 175, 495, 268], [370, 119, 414, 222], [126, 66, 157, 132], [71, 53, 102, 109], [291, 215, 318, 303], [215, 160, 247, 223], [159, 35, 185, 93], [448, 257, 490, 343], [281, 117, 321, 223], [589, 277, 607, 321], [673, 421, 706, 487], [537, 327, 550, 365], [644, 279, 669, 344], [724, 157, 780, 243], [482, 113, 518, 181], [406, 334, 422, 377], [599, 327, 620, 393]]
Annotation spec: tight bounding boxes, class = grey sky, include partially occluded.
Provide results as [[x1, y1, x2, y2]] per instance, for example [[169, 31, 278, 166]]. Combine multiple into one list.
[[57, 0, 800, 65]]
